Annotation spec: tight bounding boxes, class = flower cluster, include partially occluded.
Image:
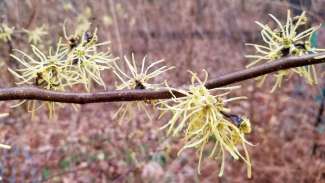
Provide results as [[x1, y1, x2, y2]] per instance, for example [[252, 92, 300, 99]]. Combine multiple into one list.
[[9, 27, 117, 117], [113, 53, 174, 123], [246, 10, 324, 92], [158, 71, 252, 177], [114, 53, 174, 90], [75, 7, 92, 36], [0, 23, 14, 42], [23, 25, 48, 45], [61, 27, 116, 90]]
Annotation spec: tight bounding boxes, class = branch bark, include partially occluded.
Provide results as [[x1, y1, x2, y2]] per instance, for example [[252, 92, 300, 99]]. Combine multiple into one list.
[[0, 52, 324, 104]]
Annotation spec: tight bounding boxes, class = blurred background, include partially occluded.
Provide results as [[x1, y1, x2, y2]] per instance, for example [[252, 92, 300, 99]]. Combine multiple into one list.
[[0, 0, 324, 182]]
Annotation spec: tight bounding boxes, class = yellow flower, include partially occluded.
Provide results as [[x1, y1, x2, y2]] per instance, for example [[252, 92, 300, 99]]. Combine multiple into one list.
[[246, 10, 325, 91], [63, 2, 73, 11], [158, 71, 252, 177], [23, 25, 48, 45], [0, 144, 10, 149], [61, 25, 117, 91], [68, 32, 116, 90], [113, 53, 174, 123], [75, 7, 92, 36], [102, 15, 113, 26], [8, 40, 78, 118], [9, 22, 117, 117], [114, 53, 174, 90], [0, 24, 14, 42], [9, 41, 77, 90]]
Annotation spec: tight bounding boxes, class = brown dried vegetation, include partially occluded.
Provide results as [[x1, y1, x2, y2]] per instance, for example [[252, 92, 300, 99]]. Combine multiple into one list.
[[0, 0, 324, 182]]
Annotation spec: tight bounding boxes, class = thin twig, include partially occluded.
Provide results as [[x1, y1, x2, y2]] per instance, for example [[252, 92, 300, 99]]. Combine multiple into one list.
[[0, 52, 324, 104], [108, 0, 123, 59], [312, 82, 325, 156], [315, 93, 325, 127], [25, 0, 40, 29]]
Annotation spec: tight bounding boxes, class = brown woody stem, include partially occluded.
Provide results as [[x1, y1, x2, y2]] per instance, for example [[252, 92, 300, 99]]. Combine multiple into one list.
[[0, 52, 324, 104]]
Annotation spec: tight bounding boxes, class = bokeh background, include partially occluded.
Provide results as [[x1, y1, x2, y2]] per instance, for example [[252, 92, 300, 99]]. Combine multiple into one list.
[[0, 0, 324, 182]]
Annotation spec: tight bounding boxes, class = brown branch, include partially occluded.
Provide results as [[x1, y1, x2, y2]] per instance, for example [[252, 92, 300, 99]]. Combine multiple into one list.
[[0, 52, 324, 104]]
